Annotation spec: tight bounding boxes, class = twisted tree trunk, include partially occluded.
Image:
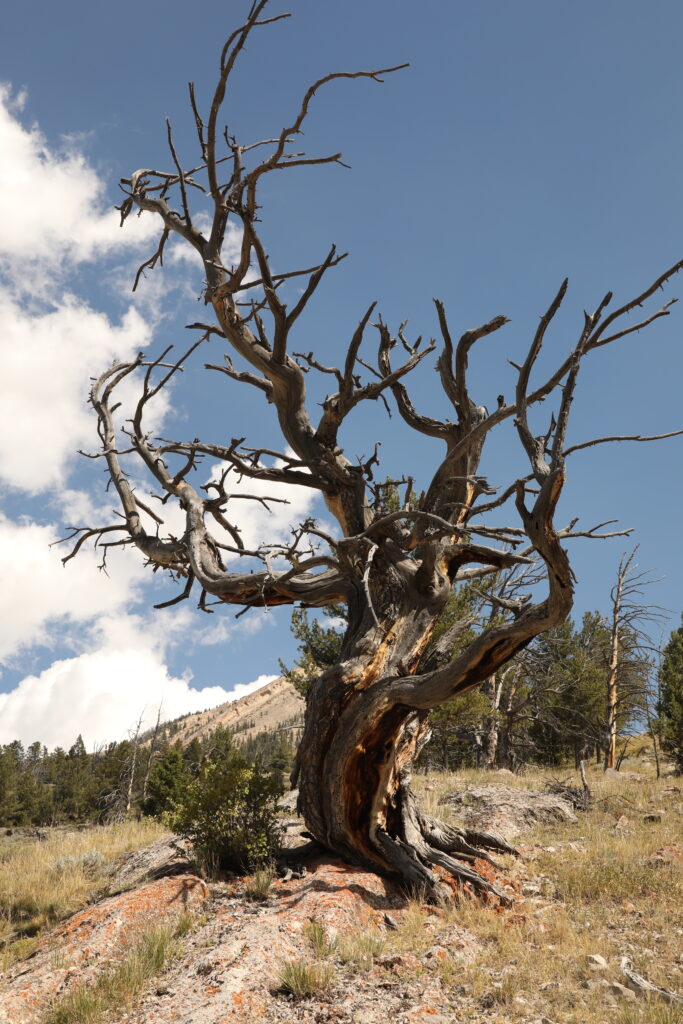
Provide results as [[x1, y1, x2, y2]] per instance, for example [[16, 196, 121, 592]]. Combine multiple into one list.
[[292, 535, 568, 901]]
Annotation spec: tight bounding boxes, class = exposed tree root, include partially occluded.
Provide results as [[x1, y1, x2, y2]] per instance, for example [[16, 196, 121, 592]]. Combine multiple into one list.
[[373, 784, 518, 904], [375, 819, 515, 904]]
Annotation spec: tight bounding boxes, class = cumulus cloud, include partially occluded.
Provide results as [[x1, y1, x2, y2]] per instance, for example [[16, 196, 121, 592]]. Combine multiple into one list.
[[0, 513, 146, 665], [0, 623, 277, 748], [0, 293, 156, 492], [0, 87, 176, 493], [0, 91, 297, 750], [0, 86, 154, 280], [0, 509, 278, 748]]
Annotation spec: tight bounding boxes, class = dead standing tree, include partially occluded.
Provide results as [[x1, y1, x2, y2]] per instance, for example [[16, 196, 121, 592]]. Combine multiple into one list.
[[65, 2, 683, 900], [604, 548, 666, 771]]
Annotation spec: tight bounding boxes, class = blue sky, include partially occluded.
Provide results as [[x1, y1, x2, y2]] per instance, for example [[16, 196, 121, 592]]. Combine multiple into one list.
[[1, 0, 682, 748]]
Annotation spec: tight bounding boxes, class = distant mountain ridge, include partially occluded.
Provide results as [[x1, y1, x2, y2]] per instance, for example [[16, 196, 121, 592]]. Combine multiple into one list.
[[160, 675, 304, 746]]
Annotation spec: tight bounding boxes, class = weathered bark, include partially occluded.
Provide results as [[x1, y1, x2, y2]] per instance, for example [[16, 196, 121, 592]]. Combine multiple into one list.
[[482, 673, 503, 769], [292, 501, 574, 900], [603, 548, 660, 771]]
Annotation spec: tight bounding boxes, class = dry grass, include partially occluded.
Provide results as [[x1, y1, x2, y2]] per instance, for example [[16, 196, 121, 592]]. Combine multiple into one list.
[[304, 918, 337, 958], [243, 864, 276, 902], [275, 958, 336, 998], [404, 758, 683, 1022], [41, 920, 185, 1024], [0, 820, 169, 970], [336, 928, 385, 970]]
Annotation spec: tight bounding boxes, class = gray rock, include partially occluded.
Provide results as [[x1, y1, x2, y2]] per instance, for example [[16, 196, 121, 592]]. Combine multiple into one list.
[[106, 834, 191, 892], [587, 954, 608, 970], [277, 788, 300, 812], [440, 785, 577, 839], [610, 982, 637, 1001]]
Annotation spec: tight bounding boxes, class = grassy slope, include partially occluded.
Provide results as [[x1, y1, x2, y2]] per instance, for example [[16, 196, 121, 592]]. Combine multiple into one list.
[[0, 750, 681, 1024], [406, 756, 683, 1023], [0, 820, 169, 970]]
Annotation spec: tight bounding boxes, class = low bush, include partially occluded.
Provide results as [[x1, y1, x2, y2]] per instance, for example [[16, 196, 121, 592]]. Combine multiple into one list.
[[168, 740, 283, 875]]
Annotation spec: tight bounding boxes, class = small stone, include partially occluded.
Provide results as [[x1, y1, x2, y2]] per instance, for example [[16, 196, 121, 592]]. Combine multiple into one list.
[[614, 814, 630, 829], [621, 901, 636, 912], [643, 812, 662, 823], [609, 982, 637, 1001], [424, 945, 450, 963], [587, 954, 609, 970], [376, 953, 421, 972], [383, 912, 399, 930]]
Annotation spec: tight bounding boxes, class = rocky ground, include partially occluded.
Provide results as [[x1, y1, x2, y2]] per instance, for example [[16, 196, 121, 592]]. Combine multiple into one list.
[[1, 760, 681, 1024]]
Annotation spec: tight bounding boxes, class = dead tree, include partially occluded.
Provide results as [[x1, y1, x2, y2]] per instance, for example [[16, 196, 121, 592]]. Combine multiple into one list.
[[63, 2, 683, 900], [604, 548, 666, 770]]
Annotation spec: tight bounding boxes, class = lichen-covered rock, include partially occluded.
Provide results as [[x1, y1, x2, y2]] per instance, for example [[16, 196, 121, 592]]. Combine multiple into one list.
[[440, 785, 577, 839], [0, 854, 484, 1024], [106, 833, 192, 892], [0, 874, 207, 1024], [114, 860, 476, 1024]]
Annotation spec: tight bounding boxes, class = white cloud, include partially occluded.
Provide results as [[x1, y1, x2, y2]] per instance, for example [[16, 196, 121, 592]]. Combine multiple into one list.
[[0, 625, 277, 748], [0, 506, 279, 747], [0, 87, 176, 494], [0, 292, 156, 492], [0, 85, 154, 281], [0, 90, 309, 750], [0, 514, 146, 666]]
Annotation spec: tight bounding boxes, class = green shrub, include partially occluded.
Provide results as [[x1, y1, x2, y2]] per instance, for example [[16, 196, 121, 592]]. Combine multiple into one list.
[[168, 744, 283, 874]]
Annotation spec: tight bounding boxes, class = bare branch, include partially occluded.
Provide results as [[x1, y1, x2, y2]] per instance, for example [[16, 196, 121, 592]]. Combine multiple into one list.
[[564, 427, 683, 457]]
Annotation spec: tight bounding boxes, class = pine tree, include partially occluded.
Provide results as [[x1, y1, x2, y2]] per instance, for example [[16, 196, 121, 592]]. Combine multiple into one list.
[[659, 617, 683, 770], [144, 748, 189, 816]]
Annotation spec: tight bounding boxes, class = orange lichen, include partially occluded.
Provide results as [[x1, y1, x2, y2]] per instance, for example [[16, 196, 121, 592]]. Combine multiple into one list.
[[0, 875, 207, 1024]]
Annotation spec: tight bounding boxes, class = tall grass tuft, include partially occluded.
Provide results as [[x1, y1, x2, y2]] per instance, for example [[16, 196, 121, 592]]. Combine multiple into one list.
[[275, 958, 335, 999], [42, 922, 183, 1024]]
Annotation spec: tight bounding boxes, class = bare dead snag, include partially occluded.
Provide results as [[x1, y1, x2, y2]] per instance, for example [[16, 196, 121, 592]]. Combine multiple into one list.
[[603, 549, 666, 770], [69, 1, 683, 901]]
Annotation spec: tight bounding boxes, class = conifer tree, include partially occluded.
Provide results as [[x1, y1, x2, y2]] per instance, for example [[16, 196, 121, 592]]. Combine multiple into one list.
[[659, 617, 683, 769]]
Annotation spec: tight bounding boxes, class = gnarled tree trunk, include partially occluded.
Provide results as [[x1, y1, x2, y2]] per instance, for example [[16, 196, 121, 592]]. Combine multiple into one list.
[[292, 518, 573, 901]]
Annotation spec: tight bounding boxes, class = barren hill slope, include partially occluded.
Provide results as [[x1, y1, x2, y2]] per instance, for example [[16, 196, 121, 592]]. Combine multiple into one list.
[[164, 675, 304, 746]]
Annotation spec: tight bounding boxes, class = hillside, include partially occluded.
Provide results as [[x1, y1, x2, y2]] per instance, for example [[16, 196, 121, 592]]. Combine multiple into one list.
[[161, 675, 304, 747], [1, 759, 681, 1023]]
